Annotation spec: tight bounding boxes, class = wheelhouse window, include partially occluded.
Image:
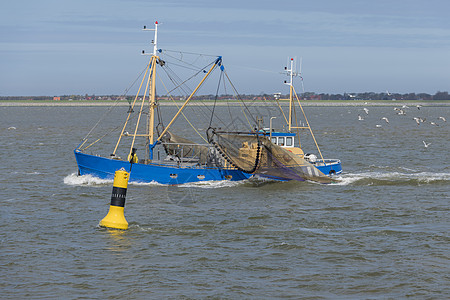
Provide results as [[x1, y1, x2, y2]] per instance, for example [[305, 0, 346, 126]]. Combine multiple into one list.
[[286, 137, 293, 147], [271, 137, 277, 144], [278, 137, 285, 146]]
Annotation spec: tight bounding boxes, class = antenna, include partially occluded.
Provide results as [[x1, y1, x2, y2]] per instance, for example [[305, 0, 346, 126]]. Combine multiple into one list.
[[142, 21, 159, 56], [299, 57, 305, 94], [283, 57, 304, 93], [283, 58, 295, 87]]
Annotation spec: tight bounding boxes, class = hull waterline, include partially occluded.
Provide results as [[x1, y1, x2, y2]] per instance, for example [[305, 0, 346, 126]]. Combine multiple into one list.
[[75, 150, 249, 184], [75, 150, 341, 184]]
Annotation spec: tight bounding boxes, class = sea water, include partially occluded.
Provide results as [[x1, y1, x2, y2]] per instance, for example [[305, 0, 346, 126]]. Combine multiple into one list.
[[1, 105, 449, 299]]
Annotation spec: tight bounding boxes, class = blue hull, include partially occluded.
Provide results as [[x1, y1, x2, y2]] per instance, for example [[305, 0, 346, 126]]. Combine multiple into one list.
[[75, 150, 342, 184], [316, 159, 343, 176], [74, 150, 249, 184]]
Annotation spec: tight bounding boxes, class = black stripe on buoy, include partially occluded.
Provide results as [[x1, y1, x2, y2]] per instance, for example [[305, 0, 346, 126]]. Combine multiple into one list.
[[110, 187, 127, 207]]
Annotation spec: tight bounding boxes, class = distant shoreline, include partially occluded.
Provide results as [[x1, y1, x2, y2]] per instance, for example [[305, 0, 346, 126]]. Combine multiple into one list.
[[1, 100, 450, 107]]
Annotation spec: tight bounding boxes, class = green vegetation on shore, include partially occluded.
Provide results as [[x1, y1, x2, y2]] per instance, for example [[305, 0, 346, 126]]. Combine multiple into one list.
[[1, 90, 449, 102], [2, 99, 450, 107]]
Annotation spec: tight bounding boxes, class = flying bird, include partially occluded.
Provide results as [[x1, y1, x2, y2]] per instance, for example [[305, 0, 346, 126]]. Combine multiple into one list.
[[413, 117, 421, 125], [438, 116, 446, 122], [430, 122, 439, 126], [363, 108, 369, 115], [423, 141, 431, 148], [416, 105, 422, 110], [358, 114, 364, 121], [375, 124, 382, 128], [381, 117, 389, 123]]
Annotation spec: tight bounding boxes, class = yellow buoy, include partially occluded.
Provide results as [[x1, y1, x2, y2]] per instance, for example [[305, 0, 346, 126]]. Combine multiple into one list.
[[99, 168, 129, 230]]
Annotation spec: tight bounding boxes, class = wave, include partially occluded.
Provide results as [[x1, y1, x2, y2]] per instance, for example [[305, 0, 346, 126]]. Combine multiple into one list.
[[63, 173, 237, 188], [64, 172, 167, 187], [333, 171, 450, 186], [179, 180, 244, 189], [64, 173, 112, 186], [179, 176, 281, 188], [65, 170, 450, 188]]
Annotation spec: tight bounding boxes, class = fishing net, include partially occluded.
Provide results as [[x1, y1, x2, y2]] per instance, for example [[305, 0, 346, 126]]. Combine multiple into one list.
[[211, 132, 335, 184], [259, 138, 335, 184], [211, 133, 261, 173]]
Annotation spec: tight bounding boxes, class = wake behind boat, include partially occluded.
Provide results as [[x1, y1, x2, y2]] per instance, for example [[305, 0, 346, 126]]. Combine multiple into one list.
[[74, 21, 342, 184]]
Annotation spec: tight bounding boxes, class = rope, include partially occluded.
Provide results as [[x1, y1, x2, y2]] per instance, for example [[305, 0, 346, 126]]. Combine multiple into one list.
[[208, 70, 223, 129], [78, 64, 149, 150], [157, 66, 209, 144], [222, 69, 258, 130]]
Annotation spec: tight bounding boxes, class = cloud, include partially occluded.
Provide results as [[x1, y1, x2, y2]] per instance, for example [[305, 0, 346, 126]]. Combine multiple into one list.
[[1, 0, 449, 95]]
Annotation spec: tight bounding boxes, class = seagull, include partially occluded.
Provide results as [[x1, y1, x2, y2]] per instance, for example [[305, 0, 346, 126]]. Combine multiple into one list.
[[430, 122, 439, 126], [124, 131, 129, 136], [397, 109, 406, 115], [7, 126, 16, 130], [438, 116, 446, 122], [393, 107, 400, 111], [375, 124, 382, 128], [358, 114, 364, 121], [363, 108, 369, 115], [381, 117, 389, 123], [423, 141, 431, 148], [402, 105, 409, 109], [416, 105, 422, 110], [413, 117, 421, 125]]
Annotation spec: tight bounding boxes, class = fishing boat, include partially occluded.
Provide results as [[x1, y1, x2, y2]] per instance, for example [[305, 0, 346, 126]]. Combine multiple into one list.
[[74, 21, 342, 184]]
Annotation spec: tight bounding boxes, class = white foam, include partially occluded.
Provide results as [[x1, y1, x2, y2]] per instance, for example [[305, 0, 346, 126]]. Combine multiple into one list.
[[128, 180, 165, 186], [63, 173, 235, 188], [332, 173, 366, 185], [332, 171, 450, 186], [179, 179, 244, 189], [63, 173, 112, 186], [65, 170, 450, 187], [410, 171, 450, 183], [26, 171, 42, 175]]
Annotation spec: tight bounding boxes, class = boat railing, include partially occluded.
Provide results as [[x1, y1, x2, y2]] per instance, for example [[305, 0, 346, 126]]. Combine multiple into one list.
[[158, 141, 226, 168], [161, 142, 212, 147], [313, 158, 341, 166]]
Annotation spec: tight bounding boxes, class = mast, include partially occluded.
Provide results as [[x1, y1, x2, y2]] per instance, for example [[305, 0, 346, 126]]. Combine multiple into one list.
[[284, 58, 295, 131], [143, 21, 159, 158], [284, 57, 327, 165], [114, 22, 159, 161]]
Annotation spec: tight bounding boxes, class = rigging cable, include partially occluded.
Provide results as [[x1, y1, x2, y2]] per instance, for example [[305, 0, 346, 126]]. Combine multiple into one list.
[[159, 57, 231, 129], [156, 66, 209, 143], [222, 69, 258, 130], [208, 69, 224, 129], [79, 64, 150, 150]]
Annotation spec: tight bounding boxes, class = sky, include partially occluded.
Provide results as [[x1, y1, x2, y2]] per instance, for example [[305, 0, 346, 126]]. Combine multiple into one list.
[[1, 0, 449, 96]]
